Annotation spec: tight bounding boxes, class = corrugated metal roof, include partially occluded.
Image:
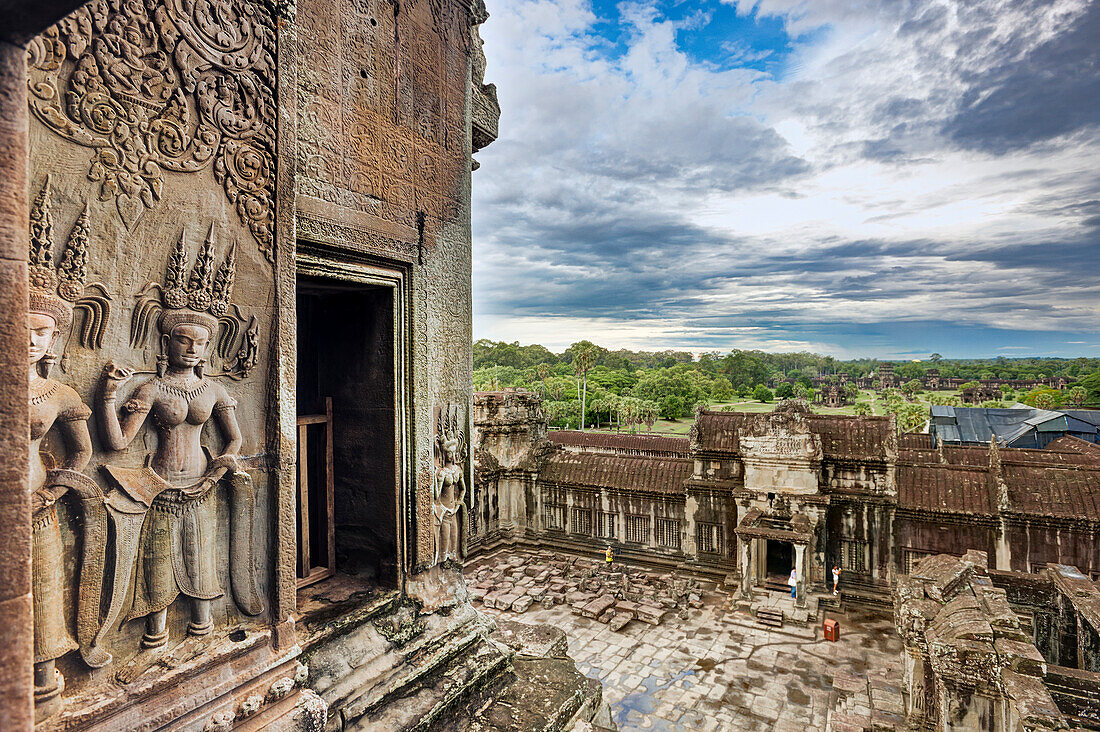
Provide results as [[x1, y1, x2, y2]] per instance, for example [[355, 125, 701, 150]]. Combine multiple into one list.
[[1062, 410, 1100, 428], [934, 407, 1100, 445]]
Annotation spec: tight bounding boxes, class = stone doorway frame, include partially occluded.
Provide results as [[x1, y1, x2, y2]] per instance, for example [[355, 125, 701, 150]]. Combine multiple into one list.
[[295, 246, 412, 591], [763, 538, 795, 581]]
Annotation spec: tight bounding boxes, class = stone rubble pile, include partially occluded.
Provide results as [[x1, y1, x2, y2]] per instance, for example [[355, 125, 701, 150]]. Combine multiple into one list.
[[466, 551, 711, 631]]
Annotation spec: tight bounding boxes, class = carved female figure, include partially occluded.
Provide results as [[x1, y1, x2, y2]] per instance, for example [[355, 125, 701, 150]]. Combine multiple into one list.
[[432, 406, 467, 564], [26, 180, 112, 714], [92, 230, 262, 660]]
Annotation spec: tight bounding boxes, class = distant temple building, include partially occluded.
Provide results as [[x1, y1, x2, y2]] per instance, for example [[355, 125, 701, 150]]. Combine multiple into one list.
[[961, 385, 1004, 404], [877, 363, 897, 390]]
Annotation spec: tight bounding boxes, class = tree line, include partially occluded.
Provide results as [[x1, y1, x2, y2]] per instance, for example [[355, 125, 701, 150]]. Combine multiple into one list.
[[473, 340, 1100, 430]]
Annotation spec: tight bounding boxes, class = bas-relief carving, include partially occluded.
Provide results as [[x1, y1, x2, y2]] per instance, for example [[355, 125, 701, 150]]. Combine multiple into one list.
[[92, 230, 264, 672], [432, 404, 468, 565], [27, 179, 114, 718], [26, 0, 278, 260]]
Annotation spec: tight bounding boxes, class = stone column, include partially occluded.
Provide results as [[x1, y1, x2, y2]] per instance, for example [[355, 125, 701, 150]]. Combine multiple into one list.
[[739, 538, 753, 598], [794, 543, 807, 608], [0, 35, 35, 732]]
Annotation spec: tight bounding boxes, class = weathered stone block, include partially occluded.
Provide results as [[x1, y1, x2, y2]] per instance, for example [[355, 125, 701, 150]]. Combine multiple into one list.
[[608, 612, 633, 632], [637, 605, 666, 625], [581, 595, 616, 619]]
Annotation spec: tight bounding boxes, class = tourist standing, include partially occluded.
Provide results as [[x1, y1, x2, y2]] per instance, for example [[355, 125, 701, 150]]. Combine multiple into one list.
[[605, 545, 614, 569], [788, 569, 797, 598], [832, 565, 841, 596]]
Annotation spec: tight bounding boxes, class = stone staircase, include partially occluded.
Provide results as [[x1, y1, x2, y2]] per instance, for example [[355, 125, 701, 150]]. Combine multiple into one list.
[[1044, 665, 1100, 729], [444, 620, 614, 732], [756, 608, 784, 629], [328, 614, 613, 732], [351, 632, 512, 731], [837, 578, 893, 611], [763, 577, 790, 593], [826, 668, 905, 732]]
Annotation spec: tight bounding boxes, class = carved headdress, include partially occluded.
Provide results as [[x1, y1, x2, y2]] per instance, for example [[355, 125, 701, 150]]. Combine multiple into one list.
[[436, 404, 466, 459], [132, 225, 237, 346], [28, 176, 112, 349]]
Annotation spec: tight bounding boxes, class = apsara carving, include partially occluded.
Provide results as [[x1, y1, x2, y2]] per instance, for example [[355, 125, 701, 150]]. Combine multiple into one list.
[[26, 0, 278, 260], [27, 178, 112, 717], [432, 404, 468, 565]]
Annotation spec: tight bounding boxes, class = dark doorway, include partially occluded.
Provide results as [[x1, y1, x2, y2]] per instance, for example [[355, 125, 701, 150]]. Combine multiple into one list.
[[297, 275, 399, 591], [766, 540, 793, 580]]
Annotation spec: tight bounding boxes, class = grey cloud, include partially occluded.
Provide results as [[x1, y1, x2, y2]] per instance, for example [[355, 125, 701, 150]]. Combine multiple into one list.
[[473, 0, 1100, 347], [944, 2, 1100, 153]]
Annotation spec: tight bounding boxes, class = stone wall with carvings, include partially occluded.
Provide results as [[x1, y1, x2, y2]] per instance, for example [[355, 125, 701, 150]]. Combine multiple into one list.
[[23, 1, 295, 724], [4, 0, 510, 727], [295, 0, 483, 572]]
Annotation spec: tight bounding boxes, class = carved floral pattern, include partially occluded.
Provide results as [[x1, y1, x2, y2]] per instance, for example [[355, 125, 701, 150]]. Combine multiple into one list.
[[26, 0, 277, 260]]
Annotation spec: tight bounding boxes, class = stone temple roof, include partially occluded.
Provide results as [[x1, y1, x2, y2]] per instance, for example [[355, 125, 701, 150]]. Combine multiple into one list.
[[898, 464, 993, 515], [691, 410, 892, 462], [896, 442, 1100, 519], [805, 414, 892, 462], [548, 430, 690, 457], [541, 451, 692, 495]]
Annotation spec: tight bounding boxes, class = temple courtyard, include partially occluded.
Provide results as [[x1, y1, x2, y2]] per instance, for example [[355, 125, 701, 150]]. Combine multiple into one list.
[[465, 550, 905, 732]]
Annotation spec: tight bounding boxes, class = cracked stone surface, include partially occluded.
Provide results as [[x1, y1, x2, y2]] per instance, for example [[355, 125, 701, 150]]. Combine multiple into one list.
[[466, 550, 905, 731]]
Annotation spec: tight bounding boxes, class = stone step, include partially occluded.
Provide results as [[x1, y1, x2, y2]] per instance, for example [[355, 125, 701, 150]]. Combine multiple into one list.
[[358, 636, 512, 732], [452, 622, 613, 732], [340, 629, 504, 730], [757, 608, 784, 628]]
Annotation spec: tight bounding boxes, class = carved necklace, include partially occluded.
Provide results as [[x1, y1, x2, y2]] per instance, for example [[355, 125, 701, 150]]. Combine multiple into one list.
[[157, 377, 209, 401], [29, 379, 58, 406]]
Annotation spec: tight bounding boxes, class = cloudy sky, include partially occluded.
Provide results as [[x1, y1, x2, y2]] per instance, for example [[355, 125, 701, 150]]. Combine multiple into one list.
[[471, 0, 1100, 359]]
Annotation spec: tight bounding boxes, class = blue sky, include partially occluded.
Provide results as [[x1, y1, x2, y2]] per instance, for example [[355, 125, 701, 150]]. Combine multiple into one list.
[[471, 0, 1100, 359]]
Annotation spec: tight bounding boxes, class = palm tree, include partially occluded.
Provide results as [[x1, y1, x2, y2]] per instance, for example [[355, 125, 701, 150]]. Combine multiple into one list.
[[573, 346, 595, 431]]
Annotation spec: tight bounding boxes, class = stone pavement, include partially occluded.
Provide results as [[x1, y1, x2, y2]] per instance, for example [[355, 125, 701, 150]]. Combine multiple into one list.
[[465, 551, 905, 731]]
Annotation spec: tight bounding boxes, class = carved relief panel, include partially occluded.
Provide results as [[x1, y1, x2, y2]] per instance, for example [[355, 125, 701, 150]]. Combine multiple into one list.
[[432, 404, 468, 565], [296, 0, 471, 233], [24, 0, 279, 720], [26, 0, 278, 260], [26, 178, 113, 718]]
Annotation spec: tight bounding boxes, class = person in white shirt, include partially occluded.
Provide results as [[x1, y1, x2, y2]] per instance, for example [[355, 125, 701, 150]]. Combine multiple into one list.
[[832, 565, 841, 596], [788, 569, 797, 598]]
